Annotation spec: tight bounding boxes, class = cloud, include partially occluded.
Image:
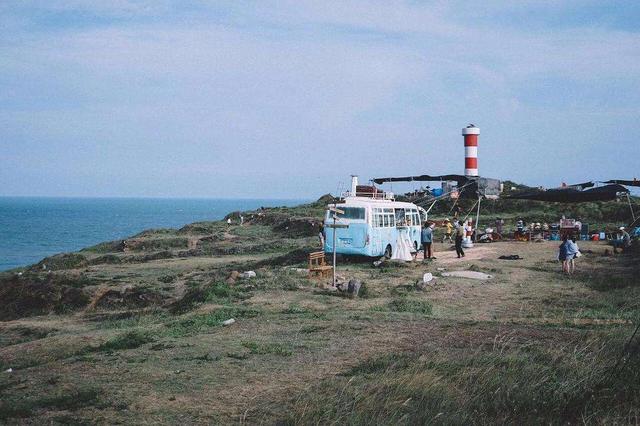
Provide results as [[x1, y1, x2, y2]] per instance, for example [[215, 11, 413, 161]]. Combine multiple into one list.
[[0, 1, 639, 197]]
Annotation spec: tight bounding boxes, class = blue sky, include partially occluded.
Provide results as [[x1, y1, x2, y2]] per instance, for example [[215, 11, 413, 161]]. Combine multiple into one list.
[[1, 1, 639, 198]]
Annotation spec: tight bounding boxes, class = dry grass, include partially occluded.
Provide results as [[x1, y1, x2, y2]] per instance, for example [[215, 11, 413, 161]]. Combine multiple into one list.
[[1, 239, 638, 424]]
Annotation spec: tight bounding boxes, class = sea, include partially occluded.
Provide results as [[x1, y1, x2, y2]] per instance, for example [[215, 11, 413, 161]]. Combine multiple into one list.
[[0, 197, 307, 271]]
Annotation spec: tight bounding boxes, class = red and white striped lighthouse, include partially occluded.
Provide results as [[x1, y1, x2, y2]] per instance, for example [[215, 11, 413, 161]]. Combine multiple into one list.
[[462, 124, 480, 177]]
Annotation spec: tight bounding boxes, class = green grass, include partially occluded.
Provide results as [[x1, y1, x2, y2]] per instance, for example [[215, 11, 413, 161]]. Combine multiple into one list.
[[0, 386, 99, 420], [165, 307, 261, 337], [242, 341, 294, 356], [94, 330, 155, 352], [387, 298, 433, 315]]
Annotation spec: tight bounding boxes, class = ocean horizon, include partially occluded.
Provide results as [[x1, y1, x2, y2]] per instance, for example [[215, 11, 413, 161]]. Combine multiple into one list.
[[0, 196, 308, 271]]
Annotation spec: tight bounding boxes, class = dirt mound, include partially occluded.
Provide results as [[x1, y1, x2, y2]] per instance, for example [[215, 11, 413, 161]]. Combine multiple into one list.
[[272, 217, 321, 237], [89, 254, 123, 265], [87, 286, 166, 310], [254, 248, 316, 267], [123, 237, 188, 252], [178, 222, 223, 234], [31, 253, 88, 271], [0, 274, 91, 321]]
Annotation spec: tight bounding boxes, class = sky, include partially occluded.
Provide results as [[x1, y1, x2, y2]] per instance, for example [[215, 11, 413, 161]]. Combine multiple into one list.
[[1, 0, 639, 199]]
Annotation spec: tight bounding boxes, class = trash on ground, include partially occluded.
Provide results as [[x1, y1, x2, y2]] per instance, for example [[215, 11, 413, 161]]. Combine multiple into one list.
[[498, 255, 523, 260], [441, 271, 493, 280], [239, 271, 256, 279], [5, 368, 13, 373], [222, 318, 236, 326], [423, 273, 434, 283]]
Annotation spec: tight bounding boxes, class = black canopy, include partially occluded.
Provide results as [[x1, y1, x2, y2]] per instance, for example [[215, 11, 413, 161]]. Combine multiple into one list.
[[604, 179, 640, 187], [372, 174, 469, 185]]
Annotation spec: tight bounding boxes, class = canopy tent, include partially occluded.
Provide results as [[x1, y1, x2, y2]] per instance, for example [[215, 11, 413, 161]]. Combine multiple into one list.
[[372, 174, 469, 185], [503, 184, 628, 203], [604, 179, 640, 187], [371, 174, 501, 199]]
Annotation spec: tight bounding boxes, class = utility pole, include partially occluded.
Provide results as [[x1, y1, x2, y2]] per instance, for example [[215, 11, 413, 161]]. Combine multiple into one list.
[[327, 204, 348, 287]]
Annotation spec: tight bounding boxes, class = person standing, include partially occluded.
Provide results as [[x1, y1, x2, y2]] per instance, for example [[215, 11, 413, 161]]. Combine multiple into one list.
[[421, 221, 434, 260], [559, 235, 580, 274], [442, 219, 453, 243], [455, 220, 465, 258], [495, 217, 504, 239], [318, 221, 325, 249]]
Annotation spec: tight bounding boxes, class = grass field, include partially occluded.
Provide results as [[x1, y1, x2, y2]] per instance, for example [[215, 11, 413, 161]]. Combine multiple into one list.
[[1, 200, 639, 424]]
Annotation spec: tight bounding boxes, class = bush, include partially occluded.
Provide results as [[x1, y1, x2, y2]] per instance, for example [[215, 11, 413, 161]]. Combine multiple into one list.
[[388, 298, 433, 315], [95, 330, 154, 352]]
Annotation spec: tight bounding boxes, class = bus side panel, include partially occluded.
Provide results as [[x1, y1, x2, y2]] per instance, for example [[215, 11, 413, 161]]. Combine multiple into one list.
[[324, 222, 368, 255], [369, 226, 397, 257]]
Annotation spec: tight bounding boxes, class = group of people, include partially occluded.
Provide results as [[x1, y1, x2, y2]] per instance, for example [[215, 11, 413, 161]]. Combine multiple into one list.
[[421, 219, 468, 260]]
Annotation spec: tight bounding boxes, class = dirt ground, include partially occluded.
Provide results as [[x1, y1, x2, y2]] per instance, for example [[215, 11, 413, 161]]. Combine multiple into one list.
[[0, 239, 637, 424]]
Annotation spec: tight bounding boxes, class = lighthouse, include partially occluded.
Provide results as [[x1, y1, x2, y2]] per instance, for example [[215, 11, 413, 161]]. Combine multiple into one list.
[[462, 124, 480, 177]]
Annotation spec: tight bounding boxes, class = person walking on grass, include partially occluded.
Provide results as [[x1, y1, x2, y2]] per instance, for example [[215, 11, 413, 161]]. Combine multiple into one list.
[[421, 221, 435, 260], [559, 235, 580, 274], [455, 220, 465, 258]]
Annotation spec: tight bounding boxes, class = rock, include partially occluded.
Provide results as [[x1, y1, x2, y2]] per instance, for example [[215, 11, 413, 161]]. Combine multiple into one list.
[[441, 271, 493, 280], [347, 279, 362, 296], [222, 318, 235, 326], [239, 271, 256, 279], [226, 271, 240, 284]]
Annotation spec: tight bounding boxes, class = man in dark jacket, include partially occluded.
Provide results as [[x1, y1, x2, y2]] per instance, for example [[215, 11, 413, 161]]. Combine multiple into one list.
[[421, 222, 435, 260], [455, 220, 465, 258]]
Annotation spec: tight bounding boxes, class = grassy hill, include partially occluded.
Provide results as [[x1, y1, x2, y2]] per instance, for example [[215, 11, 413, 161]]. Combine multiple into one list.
[[0, 195, 639, 423]]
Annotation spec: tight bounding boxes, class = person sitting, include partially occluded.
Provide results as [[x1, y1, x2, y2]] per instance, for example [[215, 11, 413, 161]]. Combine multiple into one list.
[[613, 227, 631, 254]]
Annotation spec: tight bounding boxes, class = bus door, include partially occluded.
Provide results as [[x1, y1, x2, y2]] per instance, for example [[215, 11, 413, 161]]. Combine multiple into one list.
[[371, 207, 395, 256]]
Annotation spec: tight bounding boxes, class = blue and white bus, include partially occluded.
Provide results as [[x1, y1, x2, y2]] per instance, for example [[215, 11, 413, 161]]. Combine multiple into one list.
[[323, 196, 426, 258]]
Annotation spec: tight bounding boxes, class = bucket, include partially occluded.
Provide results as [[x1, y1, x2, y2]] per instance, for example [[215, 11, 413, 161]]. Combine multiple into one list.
[[599, 232, 606, 240], [432, 188, 443, 197]]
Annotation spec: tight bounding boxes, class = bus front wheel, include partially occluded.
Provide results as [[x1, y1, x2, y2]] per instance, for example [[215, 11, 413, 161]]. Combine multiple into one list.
[[384, 244, 392, 259]]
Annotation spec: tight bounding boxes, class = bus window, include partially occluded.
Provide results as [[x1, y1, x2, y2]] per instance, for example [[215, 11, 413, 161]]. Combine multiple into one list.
[[394, 209, 405, 225], [334, 207, 365, 220]]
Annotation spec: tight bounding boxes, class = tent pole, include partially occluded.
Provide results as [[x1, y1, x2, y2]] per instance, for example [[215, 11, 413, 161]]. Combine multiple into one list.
[[475, 196, 482, 242], [627, 193, 636, 222]]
